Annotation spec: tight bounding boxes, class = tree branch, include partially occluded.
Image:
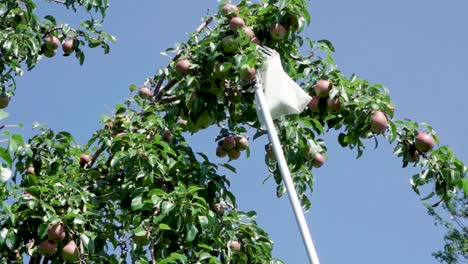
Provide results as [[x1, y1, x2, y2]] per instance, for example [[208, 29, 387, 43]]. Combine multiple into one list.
[[152, 16, 214, 98]]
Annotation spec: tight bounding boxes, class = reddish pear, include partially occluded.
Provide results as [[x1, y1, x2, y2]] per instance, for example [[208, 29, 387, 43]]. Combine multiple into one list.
[[62, 39, 74, 55], [221, 4, 239, 18], [138, 87, 153, 99], [38, 240, 57, 257], [26, 166, 35, 175], [228, 148, 241, 160], [79, 154, 92, 168], [326, 97, 341, 112], [251, 37, 261, 45], [370, 111, 388, 133], [216, 145, 227, 158], [312, 153, 325, 168], [48, 223, 66, 242], [242, 27, 255, 39], [235, 136, 249, 151], [230, 240, 242, 252], [62, 240, 80, 262], [415, 132, 435, 152], [0, 95, 9, 108], [175, 59, 191, 75], [45, 35, 60, 50], [229, 17, 245, 31], [270, 23, 287, 40], [223, 136, 236, 150], [308, 96, 320, 112], [315, 80, 331, 97]]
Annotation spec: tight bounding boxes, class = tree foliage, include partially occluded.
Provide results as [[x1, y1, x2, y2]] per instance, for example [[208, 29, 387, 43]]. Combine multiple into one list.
[[0, 0, 466, 263]]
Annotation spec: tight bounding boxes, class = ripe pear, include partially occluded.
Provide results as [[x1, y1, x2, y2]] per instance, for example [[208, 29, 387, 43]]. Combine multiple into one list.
[[415, 132, 435, 152], [62, 240, 80, 263], [48, 223, 66, 242], [370, 111, 388, 133], [62, 39, 74, 55], [270, 23, 287, 40], [26, 166, 35, 175], [38, 240, 57, 257], [229, 17, 245, 31], [312, 153, 325, 168], [228, 148, 241, 160], [326, 97, 341, 112], [45, 35, 60, 50], [223, 135, 236, 151], [79, 154, 92, 168], [315, 80, 331, 97], [216, 145, 227, 158], [175, 59, 191, 75], [230, 240, 242, 252], [138, 87, 153, 99], [308, 96, 320, 112], [251, 37, 261, 45], [221, 4, 239, 18], [0, 95, 9, 108], [241, 26, 255, 39], [235, 136, 249, 151]]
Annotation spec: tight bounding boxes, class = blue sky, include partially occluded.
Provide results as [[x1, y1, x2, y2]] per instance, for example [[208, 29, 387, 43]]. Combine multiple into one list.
[[9, 1, 468, 263]]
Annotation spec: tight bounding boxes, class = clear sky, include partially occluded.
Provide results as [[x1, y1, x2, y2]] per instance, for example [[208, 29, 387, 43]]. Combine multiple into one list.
[[9, 1, 468, 263]]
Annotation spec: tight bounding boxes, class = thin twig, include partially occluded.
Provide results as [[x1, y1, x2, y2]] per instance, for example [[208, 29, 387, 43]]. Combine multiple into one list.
[[158, 95, 181, 104], [89, 144, 106, 167], [42, 27, 64, 38], [155, 79, 178, 101]]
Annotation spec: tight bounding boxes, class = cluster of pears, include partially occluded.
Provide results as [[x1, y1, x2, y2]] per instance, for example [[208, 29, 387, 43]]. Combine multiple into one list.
[[43, 35, 74, 58], [309, 79, 391, 135], [36, 223, 79, 262], [216, 135, 249, 160]]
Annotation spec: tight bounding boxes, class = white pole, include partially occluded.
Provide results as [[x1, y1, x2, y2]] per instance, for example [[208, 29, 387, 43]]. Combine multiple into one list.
[[254, 80, 321, 264]]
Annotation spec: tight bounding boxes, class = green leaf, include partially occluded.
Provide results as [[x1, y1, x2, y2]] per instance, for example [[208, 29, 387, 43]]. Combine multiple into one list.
[[0, 147, 12, 167], [462, 178, 468, 196], [159, 223, 171, 231], [131, 196, 143, 211], [161, 201, 174, 215], [185, 223, 198, 242], [187, 185, 203, 193], [44, 15, 56, 25], [219, 163, 236, 173], [0, 110, 9, 120]]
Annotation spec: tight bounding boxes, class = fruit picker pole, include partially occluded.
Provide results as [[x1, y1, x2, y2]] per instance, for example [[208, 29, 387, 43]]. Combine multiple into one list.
[[254, 79, 321, 264]]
